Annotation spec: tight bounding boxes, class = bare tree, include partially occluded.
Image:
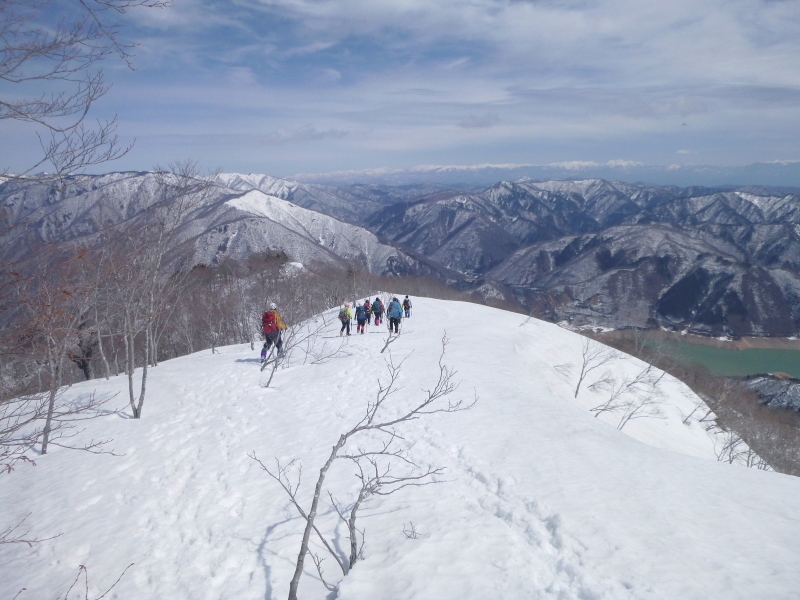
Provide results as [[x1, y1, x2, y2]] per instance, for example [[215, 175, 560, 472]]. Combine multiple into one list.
[[328, 455, 444, 573], [0, 514, 59, 547], [1, 0, 169, 182], [251, 335, 476, 600], [570, 337, 617, 398], [106, 162, 217, 418], [56, 562, 135, 600], [589, 363, 663, 423]]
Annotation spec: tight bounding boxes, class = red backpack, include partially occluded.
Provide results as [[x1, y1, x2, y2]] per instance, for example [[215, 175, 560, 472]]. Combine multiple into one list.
[[262, 311, 278, 335]]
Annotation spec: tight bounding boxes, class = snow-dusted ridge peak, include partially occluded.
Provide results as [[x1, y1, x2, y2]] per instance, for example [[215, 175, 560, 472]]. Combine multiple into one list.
[[225, 190, 299, 218]]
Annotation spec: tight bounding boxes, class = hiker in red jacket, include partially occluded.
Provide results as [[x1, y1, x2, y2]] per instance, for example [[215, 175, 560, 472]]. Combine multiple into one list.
[[261, 302, 287, 364]]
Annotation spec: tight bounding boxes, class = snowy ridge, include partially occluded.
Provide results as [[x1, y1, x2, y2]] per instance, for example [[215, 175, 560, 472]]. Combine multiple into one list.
[[222, 189, 403, 270], [0, 172, 417, 275], [227, 191, 317, 233], [217, 173, 300, 199], [1, 298, 798, 599]]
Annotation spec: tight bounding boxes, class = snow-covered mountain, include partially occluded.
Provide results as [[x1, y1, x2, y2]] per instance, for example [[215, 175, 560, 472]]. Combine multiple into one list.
[[291, 160, 800, 188], [366, 179, 800, 336], [216, 173, 452, 225], [0, 172, 424, 275], [2, 298, 798, 599], [6, 172, 800, 336]]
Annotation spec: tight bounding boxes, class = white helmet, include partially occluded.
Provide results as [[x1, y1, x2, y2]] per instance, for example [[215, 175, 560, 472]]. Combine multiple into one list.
[[269, 302, 277, 310]]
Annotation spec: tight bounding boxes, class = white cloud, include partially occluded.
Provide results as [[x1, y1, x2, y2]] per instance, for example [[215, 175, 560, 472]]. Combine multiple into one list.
[[321, 68, 342, 82], [458, 113, 500, 128], [607, 159, 644, 168], [548, 161, 601, 170], [60, 0, 800, 175], [267, 125, 349, 144]]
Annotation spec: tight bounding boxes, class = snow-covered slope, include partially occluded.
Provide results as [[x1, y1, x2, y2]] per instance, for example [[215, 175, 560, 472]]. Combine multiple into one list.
[[216, 173, 392, 224], [0, 172, 419, 275], [215, 189, 406, 272], [2, 299, 799, 599]]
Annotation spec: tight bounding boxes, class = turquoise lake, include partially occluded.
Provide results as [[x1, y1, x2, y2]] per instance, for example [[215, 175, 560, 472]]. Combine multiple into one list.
[[651, 340, 800, 379]]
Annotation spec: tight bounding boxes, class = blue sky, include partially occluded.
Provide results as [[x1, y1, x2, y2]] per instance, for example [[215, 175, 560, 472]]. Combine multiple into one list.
[[4, 0, 800, 180]]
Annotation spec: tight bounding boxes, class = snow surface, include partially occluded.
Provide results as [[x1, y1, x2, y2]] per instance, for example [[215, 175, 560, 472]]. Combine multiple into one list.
[[2, 298, 800, 599], [735, 191, 771, 213], [222, 190, 402, 271]]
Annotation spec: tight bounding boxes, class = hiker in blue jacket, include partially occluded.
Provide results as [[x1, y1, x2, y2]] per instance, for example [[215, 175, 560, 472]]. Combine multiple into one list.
[[387, 296, 403, 335], [355, 301, 368, 334], [372, 297, 383, 325]]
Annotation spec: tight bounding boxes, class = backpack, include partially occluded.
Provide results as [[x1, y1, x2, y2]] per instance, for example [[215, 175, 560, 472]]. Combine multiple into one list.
[[372, 299, 381, 314], [403, 298, 411, 310], [364, 303, 372, 315], [338, 307, 349, 322], [388, 301, 402, 318], [355, 305, 367, 320], [262, 311, 278, 335]]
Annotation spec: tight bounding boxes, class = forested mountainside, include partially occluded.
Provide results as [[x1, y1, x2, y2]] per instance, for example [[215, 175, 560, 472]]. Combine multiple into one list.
[[4, 173, 800, 337], [0, 172, 431, 277], [216, 173, 456, 225], [365, 180, 800, 337]]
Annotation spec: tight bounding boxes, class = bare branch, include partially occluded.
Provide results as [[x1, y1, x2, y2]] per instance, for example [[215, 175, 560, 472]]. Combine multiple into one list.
[[573, 337, 617, 398]]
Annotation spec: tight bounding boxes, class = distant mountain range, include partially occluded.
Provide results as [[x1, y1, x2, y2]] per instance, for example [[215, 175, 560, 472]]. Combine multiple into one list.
[[364, 179, 800, 337], [0, 171, 434, 277], [3, 171, 800, 338], [291, 161, 800, 190]]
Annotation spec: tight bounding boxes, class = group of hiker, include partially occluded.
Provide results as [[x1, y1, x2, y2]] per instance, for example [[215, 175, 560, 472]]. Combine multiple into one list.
[[260, 295, 413, 364], [337, 295, 411, 337]]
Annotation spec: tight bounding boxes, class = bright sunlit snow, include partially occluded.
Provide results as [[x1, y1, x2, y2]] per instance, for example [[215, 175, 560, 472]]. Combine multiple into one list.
[[2, 298, 799, 599]]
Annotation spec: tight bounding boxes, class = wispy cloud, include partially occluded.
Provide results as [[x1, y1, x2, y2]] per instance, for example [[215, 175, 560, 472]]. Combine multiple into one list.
[[267, 126, 349, 144], [7, 0, 797, 177], [458, 113, 500, 128]]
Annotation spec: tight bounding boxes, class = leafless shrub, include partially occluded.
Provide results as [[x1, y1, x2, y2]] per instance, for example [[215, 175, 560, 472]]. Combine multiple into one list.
[[0, 514, 59, 547], [251, 335, 476, 599], [589, 365, 665, 430], [57, 562, 135, 600], [403, 522, 422, 539], [572, 337, 617, 398], [586, 332, 799, 474]]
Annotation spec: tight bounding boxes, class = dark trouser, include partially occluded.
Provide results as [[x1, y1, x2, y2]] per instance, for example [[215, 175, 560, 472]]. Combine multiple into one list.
[[389, 317, 401, 333], [340, 319, 351, 335], [261, 331, 282, 359], [357, 318, 367, 333], [374, 312, 382, 324]]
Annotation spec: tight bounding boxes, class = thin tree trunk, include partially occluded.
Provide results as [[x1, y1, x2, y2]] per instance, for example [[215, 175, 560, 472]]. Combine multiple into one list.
[[125, 329, 137, 417], [149, 322, 158, 367], [347, 489, 368, 568], [96, 328, 111, 380], [288, 435, 347, 600], [41, 341, 63, 455], [135, 327, 150, 419]]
